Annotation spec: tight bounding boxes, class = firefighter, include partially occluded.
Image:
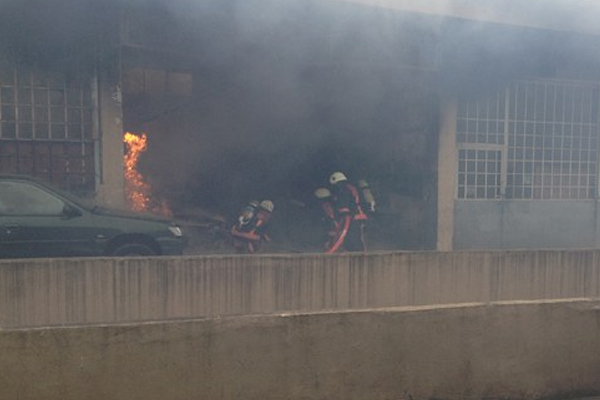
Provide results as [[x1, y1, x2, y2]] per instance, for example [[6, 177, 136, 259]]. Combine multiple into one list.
[[314, 187, 338, 250], [231, 199, 274, 253], [327, 171, 368, 253]]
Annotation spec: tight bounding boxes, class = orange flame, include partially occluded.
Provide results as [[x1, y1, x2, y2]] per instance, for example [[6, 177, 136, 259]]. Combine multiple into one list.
[[123, 132, 172, 216]]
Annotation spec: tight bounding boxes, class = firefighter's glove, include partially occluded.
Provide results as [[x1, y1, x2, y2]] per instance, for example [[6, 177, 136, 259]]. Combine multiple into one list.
[[369, 202, 376, 213]]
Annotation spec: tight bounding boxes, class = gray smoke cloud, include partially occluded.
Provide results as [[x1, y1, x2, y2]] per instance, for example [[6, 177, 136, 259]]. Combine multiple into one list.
[[3, 0, 599, 249], [131, 0, 441, 204], [126, 0, 600, 252]]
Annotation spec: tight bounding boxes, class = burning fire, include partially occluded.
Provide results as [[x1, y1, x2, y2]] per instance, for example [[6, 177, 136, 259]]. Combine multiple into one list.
[[123, 132, 172, 216]]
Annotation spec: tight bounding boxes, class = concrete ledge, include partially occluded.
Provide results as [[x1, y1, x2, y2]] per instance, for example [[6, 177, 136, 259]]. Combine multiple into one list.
[[1, 249, 600, 328], [1, 299, 599, 400]]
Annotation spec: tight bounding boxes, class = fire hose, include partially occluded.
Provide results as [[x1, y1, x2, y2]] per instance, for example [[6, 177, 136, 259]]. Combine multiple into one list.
[[326, 214, 351, 254]]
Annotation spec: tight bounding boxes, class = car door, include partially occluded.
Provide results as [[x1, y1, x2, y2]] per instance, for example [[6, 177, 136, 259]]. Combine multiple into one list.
[[0, 180, 97, 258]]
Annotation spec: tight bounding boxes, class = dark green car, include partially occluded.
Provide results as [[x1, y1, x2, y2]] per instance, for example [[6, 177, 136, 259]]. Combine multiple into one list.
[[0, 175, 186, 259]]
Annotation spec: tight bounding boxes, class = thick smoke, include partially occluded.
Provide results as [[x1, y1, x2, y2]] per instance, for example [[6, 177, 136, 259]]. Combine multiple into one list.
[[122, 0, 600, 251], [3, 0, 600, 251], [131, 0, 439, 210], [0, 0, 119, 72]]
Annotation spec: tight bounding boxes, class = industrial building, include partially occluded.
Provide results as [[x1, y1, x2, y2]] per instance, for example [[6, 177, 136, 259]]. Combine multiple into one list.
[[1, 0, 599, 251]]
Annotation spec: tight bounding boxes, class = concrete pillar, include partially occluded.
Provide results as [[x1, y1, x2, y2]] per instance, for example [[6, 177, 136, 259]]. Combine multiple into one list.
[[95, 59, 126, 209], [437, 99, 457, 251]]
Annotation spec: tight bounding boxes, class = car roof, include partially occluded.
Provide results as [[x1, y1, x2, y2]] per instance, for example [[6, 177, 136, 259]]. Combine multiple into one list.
[[0, 174, 45, 181], [0, 174, 58, 190], [0, 174, 94, 210]]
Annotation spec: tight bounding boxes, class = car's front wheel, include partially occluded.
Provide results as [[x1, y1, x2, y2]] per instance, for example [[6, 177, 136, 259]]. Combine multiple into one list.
[[111, 243, 158, 256]]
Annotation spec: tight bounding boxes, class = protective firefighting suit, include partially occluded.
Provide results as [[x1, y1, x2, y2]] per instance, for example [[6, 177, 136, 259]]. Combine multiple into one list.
[[327, 172, 369, 253], [231, 200, 274, 253]]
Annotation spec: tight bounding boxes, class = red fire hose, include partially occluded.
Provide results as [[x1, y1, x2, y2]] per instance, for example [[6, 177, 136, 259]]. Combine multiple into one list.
[[326, 214, 351, 254]]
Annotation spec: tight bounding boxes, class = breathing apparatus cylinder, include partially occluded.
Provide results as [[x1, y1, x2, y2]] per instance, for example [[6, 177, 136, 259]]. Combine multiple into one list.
[[358, 179, 376, 212]]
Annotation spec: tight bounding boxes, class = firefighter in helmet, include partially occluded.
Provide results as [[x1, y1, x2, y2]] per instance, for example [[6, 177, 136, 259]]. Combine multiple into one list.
[[326, 171, 369, 253], [231, 199, 274, 253]]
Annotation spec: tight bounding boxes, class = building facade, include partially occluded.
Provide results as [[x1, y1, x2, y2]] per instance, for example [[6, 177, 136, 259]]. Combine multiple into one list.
[[2, 0, 600, 251]]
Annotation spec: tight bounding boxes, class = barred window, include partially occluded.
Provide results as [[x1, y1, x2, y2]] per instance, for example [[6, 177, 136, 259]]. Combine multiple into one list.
[[457, 90, 506, 146], [0, 67, 93, 141], [0, 60, 95, 194], [457, 79, 599, 200], [457, 149, 501, 199]]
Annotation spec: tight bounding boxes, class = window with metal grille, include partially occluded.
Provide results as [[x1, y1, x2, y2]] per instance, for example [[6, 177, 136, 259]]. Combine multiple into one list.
[[457, 149, 501, 199], [457, 79, 599, 200], [0, 61, 95, 195]]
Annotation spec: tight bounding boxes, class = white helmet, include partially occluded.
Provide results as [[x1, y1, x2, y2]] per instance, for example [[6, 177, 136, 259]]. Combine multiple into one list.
[[329, 171, 347, 185], [260, 200, 274, 212], [314, 187, 332, 199]]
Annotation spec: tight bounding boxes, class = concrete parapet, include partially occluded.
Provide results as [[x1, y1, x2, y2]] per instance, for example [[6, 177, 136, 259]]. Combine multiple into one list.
[[0, 300, 599, 400], [1, 250, 599, 328]]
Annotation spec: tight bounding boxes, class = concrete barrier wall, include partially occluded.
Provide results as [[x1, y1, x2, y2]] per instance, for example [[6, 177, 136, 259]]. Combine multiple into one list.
[[1, 300, 599, 400], [1, 250, 600, 328]]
